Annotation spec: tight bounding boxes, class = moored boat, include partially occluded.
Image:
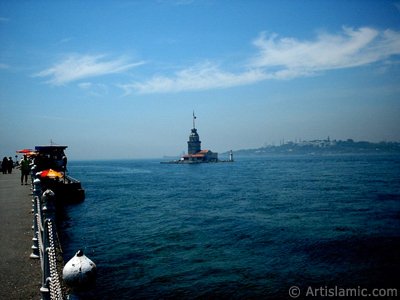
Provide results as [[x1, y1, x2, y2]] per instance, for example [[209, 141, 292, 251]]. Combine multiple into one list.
[[34, 145, 85, 203]]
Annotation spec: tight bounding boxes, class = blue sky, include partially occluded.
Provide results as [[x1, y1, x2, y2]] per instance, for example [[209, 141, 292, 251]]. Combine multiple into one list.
[[1, 0, 400, 159]]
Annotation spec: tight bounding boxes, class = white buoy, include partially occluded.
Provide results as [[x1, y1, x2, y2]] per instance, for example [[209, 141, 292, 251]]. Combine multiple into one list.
[[63, 250, 97, 289]]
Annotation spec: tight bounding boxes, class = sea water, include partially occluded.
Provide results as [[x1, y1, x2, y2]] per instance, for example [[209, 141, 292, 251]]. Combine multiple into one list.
[[61, 155, 400, 299]]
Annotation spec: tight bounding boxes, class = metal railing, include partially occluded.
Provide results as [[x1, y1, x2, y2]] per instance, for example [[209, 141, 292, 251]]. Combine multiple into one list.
[[31, 178, 65, 300]]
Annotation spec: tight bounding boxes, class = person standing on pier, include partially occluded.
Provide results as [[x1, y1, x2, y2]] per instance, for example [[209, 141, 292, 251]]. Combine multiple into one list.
[[7, 157, 13, 174], [2, 157, 8, 174], [19, 155, 30, 185]]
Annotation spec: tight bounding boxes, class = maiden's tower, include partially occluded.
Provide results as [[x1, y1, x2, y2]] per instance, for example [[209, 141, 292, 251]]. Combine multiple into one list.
[[162, 112, 221, 164], [180, 112, 218, 163], [162, 112, 234, 164]]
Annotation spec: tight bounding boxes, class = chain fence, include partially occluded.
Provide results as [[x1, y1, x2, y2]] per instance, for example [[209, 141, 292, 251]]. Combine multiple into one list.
[[31, 184, 66, 300]]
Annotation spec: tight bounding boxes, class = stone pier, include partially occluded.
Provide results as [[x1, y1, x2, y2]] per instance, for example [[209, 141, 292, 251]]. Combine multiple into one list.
[[0, 171, 41, 299]]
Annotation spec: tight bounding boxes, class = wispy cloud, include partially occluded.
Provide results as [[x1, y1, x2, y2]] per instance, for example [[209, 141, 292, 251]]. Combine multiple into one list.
[[121, 26, 400, 95], [78, 82, 109, 97], [120, 62, 267, 94], [0, 17, 10, 22], [35, 27, 400, 94], [78, 82, 93, 89], [251, 26, 400, 78], [0, 63, 9, 70], [34, 54, 145, 85]]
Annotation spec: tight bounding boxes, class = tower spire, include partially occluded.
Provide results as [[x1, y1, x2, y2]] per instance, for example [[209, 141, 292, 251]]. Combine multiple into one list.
[[193, 110, 197, 129]]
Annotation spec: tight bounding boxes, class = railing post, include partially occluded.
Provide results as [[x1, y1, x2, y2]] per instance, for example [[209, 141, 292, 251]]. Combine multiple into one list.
[[33, 178, 42, 198], [42, 190, 56, 221], [31, 164, 37, 186], [30, 196, 40, 259], [40, 218, 51, 300], [30, 178, 65, 299]]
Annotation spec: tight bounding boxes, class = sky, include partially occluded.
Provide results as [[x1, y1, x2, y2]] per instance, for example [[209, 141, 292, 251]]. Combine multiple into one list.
[[1, 0, 400, 160]]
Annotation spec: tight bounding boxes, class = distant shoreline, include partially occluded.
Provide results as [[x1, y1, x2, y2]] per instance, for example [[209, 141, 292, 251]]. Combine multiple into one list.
[[225, 139, 400, 156]]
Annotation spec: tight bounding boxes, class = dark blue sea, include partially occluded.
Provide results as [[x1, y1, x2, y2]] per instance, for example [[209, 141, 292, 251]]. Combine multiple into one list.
[[61, 155, 400, 299]]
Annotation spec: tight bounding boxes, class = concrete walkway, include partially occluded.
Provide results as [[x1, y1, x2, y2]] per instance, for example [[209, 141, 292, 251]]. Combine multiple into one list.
[[0, 171, 41, 299]]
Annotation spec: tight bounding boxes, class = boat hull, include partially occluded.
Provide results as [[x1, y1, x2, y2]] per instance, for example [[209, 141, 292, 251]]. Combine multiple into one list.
[[41, 176, 85, 203]]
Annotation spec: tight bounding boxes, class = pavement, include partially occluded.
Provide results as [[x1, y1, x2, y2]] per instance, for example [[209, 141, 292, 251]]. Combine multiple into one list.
[[0, 171, 42, 299]]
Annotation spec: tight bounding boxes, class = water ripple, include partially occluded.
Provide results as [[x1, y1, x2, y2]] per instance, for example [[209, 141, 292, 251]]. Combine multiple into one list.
[[61, 155, 400, 299]]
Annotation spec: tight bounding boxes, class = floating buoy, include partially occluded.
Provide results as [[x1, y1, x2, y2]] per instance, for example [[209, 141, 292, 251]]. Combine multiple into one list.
[[63, 250, 97, 289]]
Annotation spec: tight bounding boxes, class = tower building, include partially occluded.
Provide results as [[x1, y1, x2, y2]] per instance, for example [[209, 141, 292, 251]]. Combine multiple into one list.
[[161, 111, 234, 164], [187, 112, 201, 154], [181, 112, 218, 163], [188, 128, 201, 154]]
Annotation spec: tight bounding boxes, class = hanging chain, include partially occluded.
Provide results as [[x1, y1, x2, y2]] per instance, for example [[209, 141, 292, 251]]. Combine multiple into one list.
[[35, 194, 65, 300], [47, 220, 64, 300]]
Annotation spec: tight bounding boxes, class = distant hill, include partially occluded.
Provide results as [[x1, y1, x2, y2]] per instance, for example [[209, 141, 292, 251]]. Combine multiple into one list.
[[229, 139, 400, 156]]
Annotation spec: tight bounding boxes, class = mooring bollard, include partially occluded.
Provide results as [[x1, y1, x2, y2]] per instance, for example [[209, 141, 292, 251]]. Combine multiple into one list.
[[63, 250, 97, 290]]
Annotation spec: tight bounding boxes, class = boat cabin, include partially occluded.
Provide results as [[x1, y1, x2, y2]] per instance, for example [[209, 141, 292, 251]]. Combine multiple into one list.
[[34, 145, 68, 172]]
